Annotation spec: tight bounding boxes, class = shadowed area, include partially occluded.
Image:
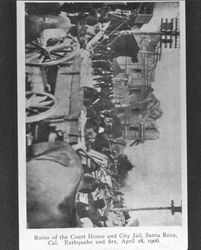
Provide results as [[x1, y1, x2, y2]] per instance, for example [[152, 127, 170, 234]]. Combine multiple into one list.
[[27, 141, 83, 228]]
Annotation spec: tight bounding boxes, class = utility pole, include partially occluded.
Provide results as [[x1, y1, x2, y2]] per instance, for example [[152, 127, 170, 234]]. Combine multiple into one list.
[[129, 18, 179, 48], [116, 18, 179, 50], [110, 200, 182, 216]]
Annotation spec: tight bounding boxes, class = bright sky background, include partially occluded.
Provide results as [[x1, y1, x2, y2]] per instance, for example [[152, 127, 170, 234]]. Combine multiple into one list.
[[123, 2, 182, 226]]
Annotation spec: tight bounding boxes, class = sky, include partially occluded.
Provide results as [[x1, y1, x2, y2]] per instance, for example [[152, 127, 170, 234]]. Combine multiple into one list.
[[122, 2, 183, 226]]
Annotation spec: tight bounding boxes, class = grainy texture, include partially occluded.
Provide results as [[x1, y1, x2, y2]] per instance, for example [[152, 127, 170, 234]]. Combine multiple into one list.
[[0, 1, 18, 250]]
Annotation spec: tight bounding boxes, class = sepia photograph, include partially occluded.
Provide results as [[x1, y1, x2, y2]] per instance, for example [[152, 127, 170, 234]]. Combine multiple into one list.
[[23, 1, 184, 230]]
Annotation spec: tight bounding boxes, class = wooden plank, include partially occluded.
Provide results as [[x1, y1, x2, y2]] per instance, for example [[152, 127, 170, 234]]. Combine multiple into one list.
[[54, 65, 73, 117], [69, 55, 82, 116]]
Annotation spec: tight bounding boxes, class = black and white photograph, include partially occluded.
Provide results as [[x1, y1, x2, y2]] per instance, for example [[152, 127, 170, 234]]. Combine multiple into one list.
[[22, 1, 185, 232]]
